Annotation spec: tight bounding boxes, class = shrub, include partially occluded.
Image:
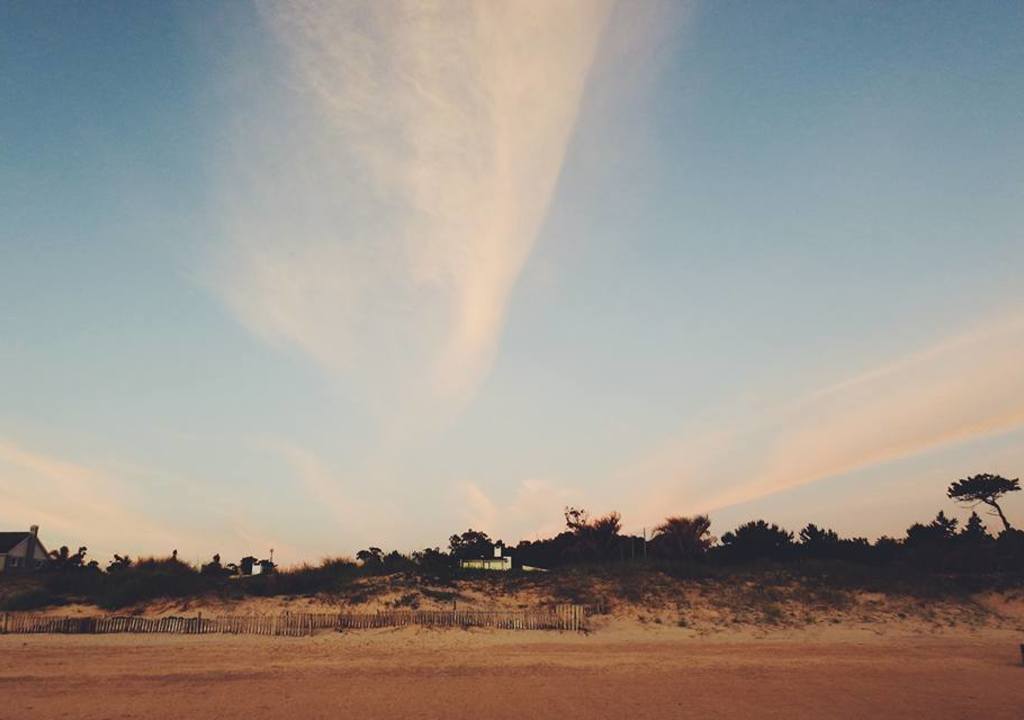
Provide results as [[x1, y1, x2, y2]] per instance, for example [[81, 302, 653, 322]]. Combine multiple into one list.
[[246, 557, 359, 597], [0, 587, 59, 611], [96, 568, 211, 610], [719, 521, 795, 563]]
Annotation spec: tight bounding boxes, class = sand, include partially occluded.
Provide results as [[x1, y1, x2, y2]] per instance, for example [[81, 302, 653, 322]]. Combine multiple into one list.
[[2, 625, 1022, 719]]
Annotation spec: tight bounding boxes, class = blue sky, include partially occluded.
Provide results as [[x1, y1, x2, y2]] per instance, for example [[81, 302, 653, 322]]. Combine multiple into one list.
[[2, 1, 1022, 565]]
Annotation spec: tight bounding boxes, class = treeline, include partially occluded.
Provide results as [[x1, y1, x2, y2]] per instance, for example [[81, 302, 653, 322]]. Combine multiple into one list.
[[2, 473, 1020, 611], [456, 473, 1023, 573]]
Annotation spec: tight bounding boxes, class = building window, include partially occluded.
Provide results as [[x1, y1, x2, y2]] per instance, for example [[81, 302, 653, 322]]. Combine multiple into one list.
[[9, 557, 21, 568]]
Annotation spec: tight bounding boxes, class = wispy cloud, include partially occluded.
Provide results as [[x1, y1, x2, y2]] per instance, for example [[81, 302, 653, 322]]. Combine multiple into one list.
[[212, 1, 613, 427], [459, 478, 577, 542], [624, 312, 1024, 522], [0, 437, 294, 564], [272, 439, 397, 547], [0, 438, 179, 558]]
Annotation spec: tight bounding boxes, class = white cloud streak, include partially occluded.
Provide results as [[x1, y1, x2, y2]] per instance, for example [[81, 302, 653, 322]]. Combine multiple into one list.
[[624, 312, 1024, 523], [213, 1, 613, 424]]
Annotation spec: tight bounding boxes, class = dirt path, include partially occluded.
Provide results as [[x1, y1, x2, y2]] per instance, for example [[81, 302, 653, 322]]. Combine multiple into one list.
[[1, 629, 1021, 719]]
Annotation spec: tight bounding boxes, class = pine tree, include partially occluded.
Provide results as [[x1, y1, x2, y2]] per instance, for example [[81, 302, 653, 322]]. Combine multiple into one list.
[[929, 510, 958, 539], [960, 511, 989, 543]]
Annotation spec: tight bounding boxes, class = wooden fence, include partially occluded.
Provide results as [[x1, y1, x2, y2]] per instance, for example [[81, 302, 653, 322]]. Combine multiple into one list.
[[0, 604, 590, 636]]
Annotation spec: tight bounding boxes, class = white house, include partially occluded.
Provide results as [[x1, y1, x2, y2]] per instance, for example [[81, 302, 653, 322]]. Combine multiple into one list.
[[459, 545, 513, 572], [0, 525, 49, 573]]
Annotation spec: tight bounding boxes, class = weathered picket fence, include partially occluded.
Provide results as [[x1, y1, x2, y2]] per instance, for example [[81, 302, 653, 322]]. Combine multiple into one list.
[[0, 604, 590, 636]]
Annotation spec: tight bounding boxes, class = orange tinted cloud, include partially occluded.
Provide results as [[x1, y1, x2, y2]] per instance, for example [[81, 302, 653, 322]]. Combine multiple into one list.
[[625, 313, 1024, 520], [0, 438, 177, 557]]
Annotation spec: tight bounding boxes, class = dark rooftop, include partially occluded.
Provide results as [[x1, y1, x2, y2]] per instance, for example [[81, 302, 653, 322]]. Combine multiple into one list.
[[0, 532, 31, 554]]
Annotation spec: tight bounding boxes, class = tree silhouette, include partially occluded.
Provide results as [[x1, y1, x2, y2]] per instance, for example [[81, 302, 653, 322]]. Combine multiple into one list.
[[799, 523, 838, 544], [356, 547, 385, 570], [959, 512, 989, 543], [448, 530, 494, 560], [720, 521, 793, 561], [107, 554, 133, 572], [653, 515, 715, 561], [564, 507, 590, 533], [947, 474, 1020, 532], [905, 511, 959, 548], [589, 512, 622, 550], [930, 510, 959, 538], [563, 508, 622, 561], [49, 545, 89, 571], [797, 524, 842, 559], [411, 547, 450, 576]]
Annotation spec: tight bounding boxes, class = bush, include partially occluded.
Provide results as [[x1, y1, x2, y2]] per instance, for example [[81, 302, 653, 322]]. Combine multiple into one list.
[[246, 557, 359, 597], [96, 571, 212, 610], [1, 587, 59, 611]]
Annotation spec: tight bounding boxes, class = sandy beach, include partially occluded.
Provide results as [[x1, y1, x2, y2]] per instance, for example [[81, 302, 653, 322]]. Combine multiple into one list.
[[2, 624, 1022, 720]]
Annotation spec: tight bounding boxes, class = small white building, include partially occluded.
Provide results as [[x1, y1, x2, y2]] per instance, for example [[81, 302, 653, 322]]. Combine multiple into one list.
[[459, 545, 513, 572], [0, 525, 49, 573]]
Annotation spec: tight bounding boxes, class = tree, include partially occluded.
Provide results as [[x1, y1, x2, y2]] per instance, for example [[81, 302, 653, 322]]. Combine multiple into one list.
[[107, 554, 133, 572], [960, 512, 990, 543], [448, 530, 495, 561], [797, 524, 842, 559], [947, 473, 1020, 532], [930, 510, 959, 539], [564, 507, 590, 533], [240, 556, 258, 575], [589, 512, 622, 549], [382, 550, 413, 573], [905, 511, 958, 548], [653, 515, 715, 561], [720, 521, 793, 561], [356, 547, 385, 570], [49, 545, 89, 571], [411, 547, 450, 576], [563, 508, 622, 562], [872, 536, 900, 564], [799, 524, 839, 545]]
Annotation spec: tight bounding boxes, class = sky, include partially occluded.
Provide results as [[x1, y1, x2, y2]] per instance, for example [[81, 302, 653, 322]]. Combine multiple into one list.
[[2, 1, 1023, 566]]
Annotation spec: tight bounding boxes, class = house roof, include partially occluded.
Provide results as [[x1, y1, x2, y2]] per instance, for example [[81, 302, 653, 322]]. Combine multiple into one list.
[[0, 532, 30, 554]]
